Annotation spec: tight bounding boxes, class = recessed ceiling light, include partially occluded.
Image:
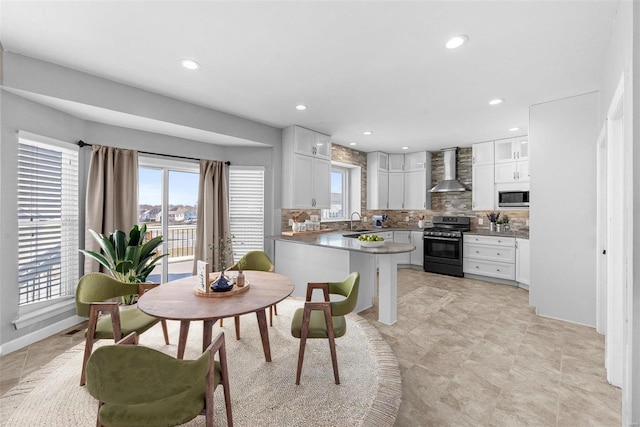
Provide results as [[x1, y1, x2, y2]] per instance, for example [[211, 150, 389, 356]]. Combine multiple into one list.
[[363, 131, 373, 135], [349, 142, 357, 146], [489, 98, 504, 106], [180, 59, 200, 70], [445, 35, 469, 49], [509, 127, 520, 132], [295, 104, 307, 111], [402, 146, 409, 150]]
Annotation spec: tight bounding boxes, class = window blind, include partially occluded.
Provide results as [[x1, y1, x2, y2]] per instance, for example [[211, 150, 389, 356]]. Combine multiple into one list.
[[17, 136, 79, 305], [228, 166, 265, 262]]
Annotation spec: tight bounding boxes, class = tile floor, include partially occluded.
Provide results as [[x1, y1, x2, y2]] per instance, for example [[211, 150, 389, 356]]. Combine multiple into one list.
[[1, 269, 622, 426]]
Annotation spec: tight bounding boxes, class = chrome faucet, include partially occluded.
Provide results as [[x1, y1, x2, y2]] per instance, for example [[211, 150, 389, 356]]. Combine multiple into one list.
[[350, 212, 362, 231]]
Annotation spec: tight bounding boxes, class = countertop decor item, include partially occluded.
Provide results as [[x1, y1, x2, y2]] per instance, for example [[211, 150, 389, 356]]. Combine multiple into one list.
[[359, 240, 385, 248], [211, 272, 233, 292]]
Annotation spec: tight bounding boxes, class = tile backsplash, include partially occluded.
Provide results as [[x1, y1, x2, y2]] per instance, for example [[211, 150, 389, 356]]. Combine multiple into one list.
[[281, 145, 529, 233]]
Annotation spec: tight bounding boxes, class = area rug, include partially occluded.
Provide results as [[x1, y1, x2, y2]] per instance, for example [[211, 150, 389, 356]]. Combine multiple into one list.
[[0, 297, 401, 426]]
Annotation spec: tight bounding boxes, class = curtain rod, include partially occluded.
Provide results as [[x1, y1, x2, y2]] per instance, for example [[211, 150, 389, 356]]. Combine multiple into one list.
[[77, 140, 231, 165]]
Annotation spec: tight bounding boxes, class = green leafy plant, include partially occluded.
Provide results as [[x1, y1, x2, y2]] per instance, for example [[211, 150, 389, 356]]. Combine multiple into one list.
[[502, 214, 510, 224], [80, 224, 168, 283]]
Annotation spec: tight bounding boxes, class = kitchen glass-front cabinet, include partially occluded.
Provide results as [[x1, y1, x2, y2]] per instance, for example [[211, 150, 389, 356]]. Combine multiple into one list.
[[495, 137, 528, 163]]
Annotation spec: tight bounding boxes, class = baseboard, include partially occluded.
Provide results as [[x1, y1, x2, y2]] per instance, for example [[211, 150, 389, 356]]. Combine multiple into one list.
[[0, 315, 85, 356]]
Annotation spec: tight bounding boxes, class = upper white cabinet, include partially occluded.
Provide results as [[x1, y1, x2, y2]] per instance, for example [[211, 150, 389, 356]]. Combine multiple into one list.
[[472, 142, 495, 211], [367, 152, 389, 209], [291, 126, 332, 159], [495, 137, 528, 163], [368, 151, 431, 210], [494, 136, 530, 184], [388, 172, 405, 209], [283, 126, 332, 209], [472, 141, 495, 166], [388, 154, 405, 172]]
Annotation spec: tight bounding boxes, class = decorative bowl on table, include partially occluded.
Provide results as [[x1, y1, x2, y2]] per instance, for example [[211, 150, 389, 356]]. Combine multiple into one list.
[[359, 240, 385, 248], [211, 272, 234, 292]]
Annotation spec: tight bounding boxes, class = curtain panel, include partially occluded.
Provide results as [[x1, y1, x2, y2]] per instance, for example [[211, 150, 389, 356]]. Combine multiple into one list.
[[84, 145, 139, 273], [193, 160, 232, 273]]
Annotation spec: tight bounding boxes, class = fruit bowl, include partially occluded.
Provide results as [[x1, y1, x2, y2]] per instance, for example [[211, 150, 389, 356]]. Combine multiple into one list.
[[358, 240, 385, 248]]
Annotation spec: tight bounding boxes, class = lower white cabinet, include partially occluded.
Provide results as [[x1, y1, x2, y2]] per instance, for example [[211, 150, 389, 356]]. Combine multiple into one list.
[[463, 234, 516, 281], [410, 231, 424, 267], [393, 231, 411, 264], [516, 238, 530, 286]]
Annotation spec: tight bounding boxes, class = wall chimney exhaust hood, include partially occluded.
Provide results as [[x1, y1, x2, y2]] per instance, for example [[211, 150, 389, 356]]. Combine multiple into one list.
[[429, 148, 470, 192]]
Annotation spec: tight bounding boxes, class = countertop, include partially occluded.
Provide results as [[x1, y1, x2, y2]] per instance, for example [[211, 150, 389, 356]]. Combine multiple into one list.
[[463, 229, 530, 239], [266, 231, 415, 254]]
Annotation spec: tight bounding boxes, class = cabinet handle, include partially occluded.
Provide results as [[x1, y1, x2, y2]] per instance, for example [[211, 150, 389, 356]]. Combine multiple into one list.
[[475, 265, 479, 269], [472, 156, 476, 164], [497, 269, 501, 272], [513, 172, 516, 180], [497, 253, 501, 256], [476, 250, 479, 253]]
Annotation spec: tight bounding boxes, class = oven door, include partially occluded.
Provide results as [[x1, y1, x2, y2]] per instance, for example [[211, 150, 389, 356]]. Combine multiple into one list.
[[423, 236, 462, 265]]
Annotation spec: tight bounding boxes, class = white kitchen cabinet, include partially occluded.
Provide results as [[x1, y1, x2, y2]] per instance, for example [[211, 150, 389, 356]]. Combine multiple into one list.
[[495, 160, 530, 183], [463, 234, 516, 281], [389, 154, 405, 172], [410, 231, 424, 267], [388, 172, 405, 209], [283, 125, 332, 208], [516, 238, 530, 287], [394, 231, 412, 264], [367, 152, 389, 209], [404, 170, 428, 210], [472, 141, 494, 166], [472, 141, 495, 211], [495, 137, 528, 163], [404, 151, 428, 171], [291, 125, 331, 159], [291, 154, 331, 208]]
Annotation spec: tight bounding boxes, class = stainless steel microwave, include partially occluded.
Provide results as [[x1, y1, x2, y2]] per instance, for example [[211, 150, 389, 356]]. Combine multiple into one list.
[[498, 190, 530, 208]]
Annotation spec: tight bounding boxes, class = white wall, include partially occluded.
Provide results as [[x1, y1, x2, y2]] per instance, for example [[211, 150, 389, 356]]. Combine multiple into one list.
[[529, 92, 599, 327], [0, 53, 283, 352]]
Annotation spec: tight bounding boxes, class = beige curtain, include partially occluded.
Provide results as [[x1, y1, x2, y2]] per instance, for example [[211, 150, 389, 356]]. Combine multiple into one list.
[[193, 160, 231, 273], [84, 145, 139, 273]]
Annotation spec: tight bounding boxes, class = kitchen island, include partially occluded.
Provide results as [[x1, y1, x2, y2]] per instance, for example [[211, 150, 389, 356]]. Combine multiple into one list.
[[266, 232, 415, 325]]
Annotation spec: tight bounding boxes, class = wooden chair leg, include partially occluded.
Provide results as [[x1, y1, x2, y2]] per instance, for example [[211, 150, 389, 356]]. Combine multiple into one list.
[[219, 318, 224, 327], [96, 401, 103, 427], [295, 309, 312, 385], [220, 352, 234, 427], [269, 306, 273, 326], [323, 306, 340, 385], [234, 315, 240, 340], [80, 310, 100, 386], [160, 319, 170, 345]]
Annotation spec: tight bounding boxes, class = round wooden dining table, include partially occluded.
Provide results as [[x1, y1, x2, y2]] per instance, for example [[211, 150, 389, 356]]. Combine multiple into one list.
[[138, 270, 294, 361]]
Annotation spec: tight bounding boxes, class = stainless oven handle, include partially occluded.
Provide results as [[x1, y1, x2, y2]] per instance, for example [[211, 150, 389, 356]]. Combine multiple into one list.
[[423, 236, 459, 242]]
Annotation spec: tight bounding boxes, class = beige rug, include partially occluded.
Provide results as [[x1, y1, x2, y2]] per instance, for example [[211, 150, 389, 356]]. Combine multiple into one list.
[[0, 298, 400, 426]]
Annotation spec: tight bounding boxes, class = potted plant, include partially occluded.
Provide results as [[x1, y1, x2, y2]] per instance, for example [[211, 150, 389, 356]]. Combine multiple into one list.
[[236, 258, 247, 288], [80, 224, 168, 303], [486, 212, 500, 231], [496, 218, 504, 232]]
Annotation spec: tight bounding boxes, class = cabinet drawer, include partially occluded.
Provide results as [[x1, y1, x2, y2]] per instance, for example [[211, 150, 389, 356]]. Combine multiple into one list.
[[463, 234, 515, 247], [464, 243, 515, 263], [463, 259, 515, 280]]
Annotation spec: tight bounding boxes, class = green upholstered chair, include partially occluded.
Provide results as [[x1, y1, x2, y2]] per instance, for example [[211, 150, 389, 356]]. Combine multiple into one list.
[[86, 331, 233, 427], [75, 272, 169, 386], [290, 272, 360, 385], [223, 251, 276, 339]]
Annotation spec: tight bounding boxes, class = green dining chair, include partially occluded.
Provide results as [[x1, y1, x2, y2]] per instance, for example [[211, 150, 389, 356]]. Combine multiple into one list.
[[75, 272, 169, 386], [291, 272, 360, 385], [86, 331, 233, 427], [223, 251, 276, 339]]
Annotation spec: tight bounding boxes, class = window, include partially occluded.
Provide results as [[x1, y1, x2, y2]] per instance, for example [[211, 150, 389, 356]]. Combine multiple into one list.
[[17, 133, 79, 306], [229, 166, 265, 262], [138, 156, 199, 283], [322, 166, 349, 220]]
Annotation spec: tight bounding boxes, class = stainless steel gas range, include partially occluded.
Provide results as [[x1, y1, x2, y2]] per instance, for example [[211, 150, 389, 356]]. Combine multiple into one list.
[[423, 216, 470, 277]]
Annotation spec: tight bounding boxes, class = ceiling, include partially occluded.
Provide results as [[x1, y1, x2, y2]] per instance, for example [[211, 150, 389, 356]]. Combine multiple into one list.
[[0, 1, 619, 153]]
